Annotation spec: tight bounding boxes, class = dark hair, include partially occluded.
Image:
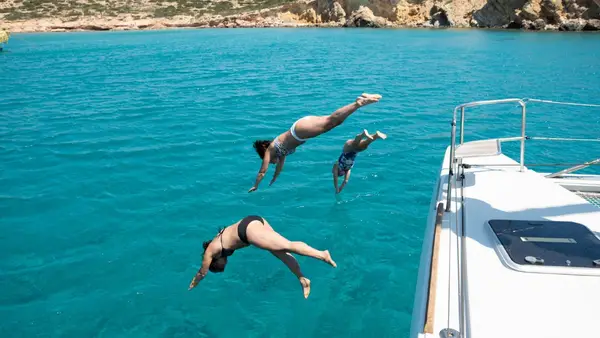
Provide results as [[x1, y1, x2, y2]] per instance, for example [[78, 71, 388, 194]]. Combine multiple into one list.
[[253, 140, 271, 159], [202, 239, 226, 273], [209, 259, 226, 273]]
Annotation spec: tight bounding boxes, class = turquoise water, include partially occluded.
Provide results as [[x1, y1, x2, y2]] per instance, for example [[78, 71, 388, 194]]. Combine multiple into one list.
[[1, 29, 600, 338]]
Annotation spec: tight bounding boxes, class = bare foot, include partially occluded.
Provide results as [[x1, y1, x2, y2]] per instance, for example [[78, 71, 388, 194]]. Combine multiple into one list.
[[300, 277, 311, 299], [322, 250, 337, 268], [362, 129, 374, 140], [356, 93, 382, 107], [375, 131, 387, 140]]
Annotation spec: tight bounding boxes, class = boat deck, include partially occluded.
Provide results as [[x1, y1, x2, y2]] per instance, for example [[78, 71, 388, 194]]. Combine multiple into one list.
[[421, 150, 600, 338], [576, 191, 600, 208], [411, 98, 600, 338]]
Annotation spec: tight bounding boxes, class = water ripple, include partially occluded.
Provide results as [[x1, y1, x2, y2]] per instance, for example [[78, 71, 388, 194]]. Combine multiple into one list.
[[1, 28, 600, 338]]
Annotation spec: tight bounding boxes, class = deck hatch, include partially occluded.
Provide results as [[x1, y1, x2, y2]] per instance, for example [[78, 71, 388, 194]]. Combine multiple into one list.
[[488, 220, 600, 268]]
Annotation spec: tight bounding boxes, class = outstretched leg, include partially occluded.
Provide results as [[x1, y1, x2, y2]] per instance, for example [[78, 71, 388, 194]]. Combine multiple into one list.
[[344, 129, 373, 152], [247, 225, 337, 267], [357, 130, 387, 150], [353, 129, 372, 145], [271, 250, 311, 298], [375, 131, 387, 140], [293, 94, 382, 140]]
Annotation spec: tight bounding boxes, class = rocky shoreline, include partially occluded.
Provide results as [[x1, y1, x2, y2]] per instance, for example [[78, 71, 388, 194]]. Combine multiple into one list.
[[2, 0, 600, 33]]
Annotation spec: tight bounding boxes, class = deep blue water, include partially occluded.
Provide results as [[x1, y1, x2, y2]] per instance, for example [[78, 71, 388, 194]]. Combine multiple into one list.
[[1, 28, 599, 338]]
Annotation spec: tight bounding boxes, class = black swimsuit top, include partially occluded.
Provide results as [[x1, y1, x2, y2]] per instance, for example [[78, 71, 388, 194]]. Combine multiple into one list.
[[218, 229, 235, 257]]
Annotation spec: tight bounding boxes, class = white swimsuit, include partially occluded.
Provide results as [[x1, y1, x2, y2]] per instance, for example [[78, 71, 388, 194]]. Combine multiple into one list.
[[273, 119, 308, 158], [290, 120, 308, 142]]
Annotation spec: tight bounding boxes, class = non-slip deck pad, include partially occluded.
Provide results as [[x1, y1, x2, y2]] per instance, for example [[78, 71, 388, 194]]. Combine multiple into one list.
[[488, 219, 600, 268]]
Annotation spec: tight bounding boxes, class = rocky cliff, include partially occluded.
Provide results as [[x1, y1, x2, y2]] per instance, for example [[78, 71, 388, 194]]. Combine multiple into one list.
[[1, 0, 599, 32]]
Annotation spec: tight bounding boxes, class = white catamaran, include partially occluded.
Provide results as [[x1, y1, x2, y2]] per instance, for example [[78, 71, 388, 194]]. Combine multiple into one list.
[[410, 98, 600, 338]]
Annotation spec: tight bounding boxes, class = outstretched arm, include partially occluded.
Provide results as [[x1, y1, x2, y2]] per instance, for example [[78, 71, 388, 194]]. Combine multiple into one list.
[[332, 164, 339, 193], [249, 149, 272, 192], [188, 251, 213, 290], [337, 169, 352, 193], [270, 156, 285, 186]]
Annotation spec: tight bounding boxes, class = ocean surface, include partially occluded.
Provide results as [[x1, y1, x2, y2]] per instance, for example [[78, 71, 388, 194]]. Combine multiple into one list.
[[1, 28, 599, 338]]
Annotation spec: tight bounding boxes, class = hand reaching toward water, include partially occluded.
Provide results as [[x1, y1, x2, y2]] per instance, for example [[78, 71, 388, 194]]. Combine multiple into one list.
[[248, 186, 257, 193], [188, 271, 205, 290]]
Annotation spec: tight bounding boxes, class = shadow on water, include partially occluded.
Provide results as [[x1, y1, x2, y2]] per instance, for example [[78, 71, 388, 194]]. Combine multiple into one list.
[[161, 320, 214, 338]]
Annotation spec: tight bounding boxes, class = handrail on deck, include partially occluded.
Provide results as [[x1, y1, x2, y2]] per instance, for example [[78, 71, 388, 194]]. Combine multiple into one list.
[[444, 97, 600, 212], [446, 99, 527, 211], [423, 203, 445, 334], [546, 158, 600, 178]]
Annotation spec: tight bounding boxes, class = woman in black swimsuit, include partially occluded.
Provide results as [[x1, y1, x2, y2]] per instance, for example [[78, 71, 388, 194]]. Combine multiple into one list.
[[188, 215, 337, 298]]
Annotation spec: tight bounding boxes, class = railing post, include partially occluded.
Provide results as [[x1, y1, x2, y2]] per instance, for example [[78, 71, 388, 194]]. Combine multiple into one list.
[[460, 107, 465, 145], [446, 99, 526, 209], [446, 109, 458, 212], [520, 102, 526, 172]]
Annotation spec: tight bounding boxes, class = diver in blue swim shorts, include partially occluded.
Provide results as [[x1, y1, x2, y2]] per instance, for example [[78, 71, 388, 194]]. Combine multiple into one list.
[[333, 129, 387, 194]]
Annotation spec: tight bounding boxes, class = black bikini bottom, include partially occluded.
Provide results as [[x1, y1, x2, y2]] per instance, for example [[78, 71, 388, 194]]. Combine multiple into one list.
[[238, 215, 264, 244]]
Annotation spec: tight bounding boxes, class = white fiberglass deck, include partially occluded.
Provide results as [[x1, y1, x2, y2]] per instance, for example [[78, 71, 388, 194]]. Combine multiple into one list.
[[412, 148, 600, 338]]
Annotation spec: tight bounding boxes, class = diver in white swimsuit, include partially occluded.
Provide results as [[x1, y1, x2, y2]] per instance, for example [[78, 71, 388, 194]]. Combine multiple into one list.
[[249, 93, 382, 192]]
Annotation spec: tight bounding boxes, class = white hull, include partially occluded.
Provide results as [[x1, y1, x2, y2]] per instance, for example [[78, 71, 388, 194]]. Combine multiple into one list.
[[410, 99, 600, 338]]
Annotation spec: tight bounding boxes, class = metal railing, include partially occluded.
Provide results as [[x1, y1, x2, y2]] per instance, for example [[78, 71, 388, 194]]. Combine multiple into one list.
[[444, 98, 600, 212], [446, 98, 527, 211], [440, 97, 600, 338], [544, 158, 600, 178]]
